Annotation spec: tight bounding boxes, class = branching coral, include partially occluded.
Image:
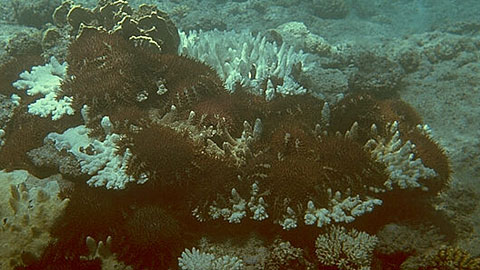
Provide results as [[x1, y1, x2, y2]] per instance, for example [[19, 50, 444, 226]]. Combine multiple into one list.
[[315, 225, 378, 270], [178, 248, 244, 270], [12, 56, 74, 120], [179, 29, 310, 97]]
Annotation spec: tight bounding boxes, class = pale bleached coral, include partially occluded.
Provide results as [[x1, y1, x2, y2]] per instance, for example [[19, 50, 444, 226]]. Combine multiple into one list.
[[12, 56, 74, 120], [365, 121, 438, 190], [200, 182, 269, 224], [0, 170, 69, 269], [304, 189, 382, 228], [315, 226, 378, 270], [46, 116, 145, 189], [178, 247, 244, 270], [179, 29, 310, 98]]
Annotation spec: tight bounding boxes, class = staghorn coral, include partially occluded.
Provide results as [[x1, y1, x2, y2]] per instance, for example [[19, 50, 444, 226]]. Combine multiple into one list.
[[315, 225, 378, 270], [46, 116, 141, 190], [365, 121, 438, 190], [0, 54, 44, 97]]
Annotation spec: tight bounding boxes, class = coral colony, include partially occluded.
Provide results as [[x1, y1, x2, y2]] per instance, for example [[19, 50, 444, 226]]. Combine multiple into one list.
[[1, 1, 474, 269]]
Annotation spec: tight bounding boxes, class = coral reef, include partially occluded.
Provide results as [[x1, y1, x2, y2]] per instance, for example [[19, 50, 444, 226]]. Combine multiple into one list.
[[7, 29, 449, 230], [0, 3, 460, 268]]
